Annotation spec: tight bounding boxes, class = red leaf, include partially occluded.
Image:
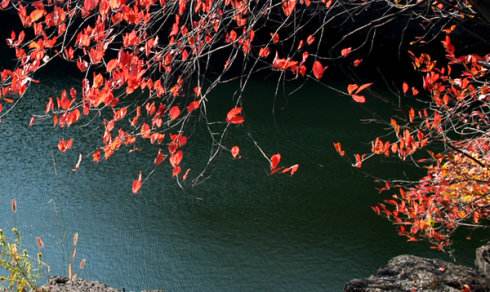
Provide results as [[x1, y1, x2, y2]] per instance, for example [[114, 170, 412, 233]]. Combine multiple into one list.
[[270, 153, 281, 170], [170, 150, 183, 167], [45, 97, 54, 113], [312, 60, 325, 80], [187, 100, 201, 113], [231, 146, 240, 159], [272, 53, 298, 72], [355, 83, 373, 94], [76, 58, 88, 72], [106, 59, 118, 73], [333, 142, 345, 157], [140, 123, 151, 138], [226, 107, 245, 124], [172, 166, 181, 177], [282, 0, 297, 16], [57, 138, 73, 153], [258, 47, 270, 58], [110, 0, 122, 9], [132, 172, 143, 194], [271, 33, 280, 44], [354, 153, 364, 168], [282, 164, 299, 176], [341, 47, 352, 57], [351, 94, 366, 103], [412, 87, 419, 96], [347, 82, 370, 102], [306, 35, 315, 45], [0, 0, 10, 9], [30, 9, 45, 22], [154, 149, 166, 166], [402, 82, 409, 94], [347, 84, 358, 95], [92, 150, 101, 162], [193, 86, 202, 96], [409, 107, 415, 123], [169, 106, 181, 121]]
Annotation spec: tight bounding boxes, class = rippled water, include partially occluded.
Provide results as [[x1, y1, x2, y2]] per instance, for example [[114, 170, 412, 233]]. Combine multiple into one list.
[[0, 75, 482, 291]]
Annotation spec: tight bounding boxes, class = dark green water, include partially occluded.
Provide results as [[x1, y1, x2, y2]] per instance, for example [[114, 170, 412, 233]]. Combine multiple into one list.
[[0, 77, 483, 291]]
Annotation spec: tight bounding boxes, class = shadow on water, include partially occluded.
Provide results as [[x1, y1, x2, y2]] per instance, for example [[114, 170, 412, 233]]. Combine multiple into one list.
[[0, 75, 484, 291]]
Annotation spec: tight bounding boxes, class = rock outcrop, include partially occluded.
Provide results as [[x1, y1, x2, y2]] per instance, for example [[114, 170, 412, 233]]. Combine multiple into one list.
[[40, 276, 120, 292], [476, 244, 490, 287], [345, 243, 490, 292]]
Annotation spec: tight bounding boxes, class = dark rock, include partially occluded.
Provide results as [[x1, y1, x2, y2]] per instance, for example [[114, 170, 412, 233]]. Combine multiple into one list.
[[476, 243, 490, 286], [40, 276, 120, 292], [53, 277, 69, 284], [345, 254, 489, 291]]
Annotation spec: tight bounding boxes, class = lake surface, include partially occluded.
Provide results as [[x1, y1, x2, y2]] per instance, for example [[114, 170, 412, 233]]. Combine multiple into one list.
[[0, 75, 484, 291]]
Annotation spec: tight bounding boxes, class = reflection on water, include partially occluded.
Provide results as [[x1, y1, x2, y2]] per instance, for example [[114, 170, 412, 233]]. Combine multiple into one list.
[[0, 77, 481, 291]]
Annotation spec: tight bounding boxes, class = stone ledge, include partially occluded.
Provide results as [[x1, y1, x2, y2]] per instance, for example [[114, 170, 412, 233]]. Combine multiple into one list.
[[40, 277, 120, 292], [345, 243, 490, 292]]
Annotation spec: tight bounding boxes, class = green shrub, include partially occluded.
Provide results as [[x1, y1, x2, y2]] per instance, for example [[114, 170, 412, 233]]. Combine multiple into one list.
[[0, 228, 46, 291]]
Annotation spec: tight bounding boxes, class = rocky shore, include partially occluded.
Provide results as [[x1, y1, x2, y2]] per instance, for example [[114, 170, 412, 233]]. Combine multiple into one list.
[[40, 277, 121, 292], [345, 243, 490, 291], [39, 244, 490, 291]]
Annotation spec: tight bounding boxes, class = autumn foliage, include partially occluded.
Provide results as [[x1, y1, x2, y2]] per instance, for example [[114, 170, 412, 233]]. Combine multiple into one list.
[[0, 0, 487, 250], [356, 32, 489, 250]]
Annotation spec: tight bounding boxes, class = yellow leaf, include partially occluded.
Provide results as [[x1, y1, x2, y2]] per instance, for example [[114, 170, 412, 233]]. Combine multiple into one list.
[[29, 9, 45, 22]]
